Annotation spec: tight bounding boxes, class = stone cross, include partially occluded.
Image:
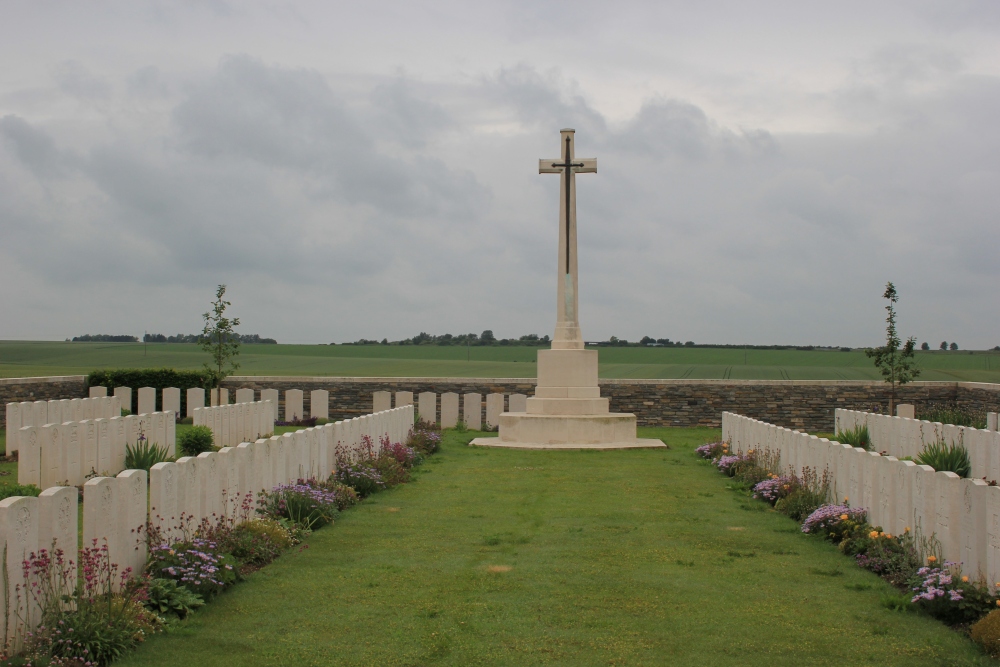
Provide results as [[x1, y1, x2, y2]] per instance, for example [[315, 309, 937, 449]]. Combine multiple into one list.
[[540, 129, 596, 350]]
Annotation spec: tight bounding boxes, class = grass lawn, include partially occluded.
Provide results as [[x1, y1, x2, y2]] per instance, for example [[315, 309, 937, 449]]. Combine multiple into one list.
[[116, 427, 991, 667], [2, 340, 1000, 381]]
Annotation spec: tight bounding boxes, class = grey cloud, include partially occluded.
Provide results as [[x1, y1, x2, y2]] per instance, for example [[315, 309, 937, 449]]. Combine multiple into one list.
[[370, 77, 452, 149], [0, 115, 70, 177], [52, 60, 111, 100], [127, 65, 171, 98]]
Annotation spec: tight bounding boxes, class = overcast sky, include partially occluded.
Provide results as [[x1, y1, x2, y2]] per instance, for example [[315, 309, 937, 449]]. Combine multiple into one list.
[[1, 1, 998, 347]]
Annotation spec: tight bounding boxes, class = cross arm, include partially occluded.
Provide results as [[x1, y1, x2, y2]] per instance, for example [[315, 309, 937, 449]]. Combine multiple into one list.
[[539, 159, 563, 174], [573, 158, 597, 174], [538, 157, 598, 174]]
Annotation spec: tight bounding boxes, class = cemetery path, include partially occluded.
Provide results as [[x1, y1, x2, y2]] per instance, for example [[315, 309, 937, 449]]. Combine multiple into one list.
[[119, 428, 991, 667]]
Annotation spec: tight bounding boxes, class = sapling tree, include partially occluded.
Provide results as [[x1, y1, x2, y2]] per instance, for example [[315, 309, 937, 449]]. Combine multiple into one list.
[[865, 282, 919, 415], [200, 284, 241, 387]]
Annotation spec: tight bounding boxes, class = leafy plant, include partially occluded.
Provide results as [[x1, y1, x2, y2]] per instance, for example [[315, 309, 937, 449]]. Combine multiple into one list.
[[257, 481, 341, 530], [144, 577, 205, 618], [774, 466, 830, 521], [864, 281, 920, 415], [801, 504, 868, 543], [200, 284, 241, 387], [695, 441, 729, 459], [380, 437, 422, 468], [836, 424, 872, 451], [909, 561, 996, 625], [917, 408, 987, 429], [222, 518, 293, 567], [125, 439, 172, 471], [407, 422, 441, 455], [313, 479, 360, 511], [178, 425, 215, 456], [843, 528, 921, 587], [915, 440, 971, 478], [971, 609, 1000, 657], [0, 482, 41, 502], [373, 454, 410, 487], [147, 538, 237, 599], [16, 541, 161, 666]]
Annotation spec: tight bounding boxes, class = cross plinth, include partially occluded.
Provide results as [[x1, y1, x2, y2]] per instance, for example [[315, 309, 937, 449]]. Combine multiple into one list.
[[539, 128, 596, 351]]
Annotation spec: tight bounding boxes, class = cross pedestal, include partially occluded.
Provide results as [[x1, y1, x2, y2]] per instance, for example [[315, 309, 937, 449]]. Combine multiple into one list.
[[471, 129, 663, 450]]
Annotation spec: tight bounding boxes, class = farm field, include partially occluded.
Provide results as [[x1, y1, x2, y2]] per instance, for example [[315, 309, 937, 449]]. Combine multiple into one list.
[[1, 340, 999, 382]]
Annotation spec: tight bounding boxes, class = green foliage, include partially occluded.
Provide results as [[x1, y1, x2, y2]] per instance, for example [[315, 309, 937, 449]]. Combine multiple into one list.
[[0, 483, 41, 501], [87, 368, 212, 414], [144, 577, 205, 619], [864, 282, 920, 412], [915, 440, 971, 478], [454, 419, 468, 433], [373, 455, 410, 487], [971, 609, 1000, 657], [837, 424, 872, 451], [222, 518, 294, 567], [200, 284, 241, 387], [842, 528, 922, 587], [178, 425, 214, 456], [407, 422, 441, 455], [917, 408, 987, 429], [125, 440, 172, 471], [776, 487, 827, 522], [313, 480, 360, 511]]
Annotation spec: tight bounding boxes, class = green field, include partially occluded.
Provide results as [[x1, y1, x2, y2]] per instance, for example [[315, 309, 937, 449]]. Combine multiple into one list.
[[2, 340, 999, 382], [115, 428, 991, 666]]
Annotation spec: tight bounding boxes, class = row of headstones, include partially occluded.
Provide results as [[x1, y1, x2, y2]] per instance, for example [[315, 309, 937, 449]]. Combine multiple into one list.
[[372, 391, 527, 429], [17, 412, 176, 488], [192, 401, 276, 449], [723, 411, 1000, 586], [0, 404, 414, 645], [836, 409, 1000, 481], [221, 388, 328, 422], [5, 395, 121, 454]]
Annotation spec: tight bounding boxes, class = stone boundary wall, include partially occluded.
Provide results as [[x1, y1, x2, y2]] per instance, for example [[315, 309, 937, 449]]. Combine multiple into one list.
[[4, 376, 1000, 432], [723, 411, 1000, 587]]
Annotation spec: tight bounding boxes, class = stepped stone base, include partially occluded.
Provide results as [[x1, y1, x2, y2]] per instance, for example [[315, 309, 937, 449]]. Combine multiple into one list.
[[470, 411, 664, 450]]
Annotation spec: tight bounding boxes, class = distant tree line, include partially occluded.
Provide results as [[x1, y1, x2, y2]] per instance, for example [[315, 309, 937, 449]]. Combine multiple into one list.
[[71, 334, 139, 343], [143, 333, 277, 344], [344, 331, 551, 346]]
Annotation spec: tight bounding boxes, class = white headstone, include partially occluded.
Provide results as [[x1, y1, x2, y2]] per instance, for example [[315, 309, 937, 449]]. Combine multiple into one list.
[[418, 392, 436, 425], [38, 486, 78, 565], [310, 390, 329, 420], [463, 393, 482, 431], [395, 391, 413, 408], [440, 393, 459, 428], [82, 419, 98, 480], [110, 416, 127, 472], [5, 402, 21, 455], [137, 387, 156, 415], [83, 477, 123, 576], [18, 425, 41, 487], [261, 389, 279, 420], [114, 387, 132, 415], [47, 400, 62, 427], [150, 461, 179, 538], [896, 403, 914, 419], [373, 391, 392, 413], [96, 418, 111, 474], [89, 385, 107, 398], [117, 469, 147, 579], [186, 387, 205, 418], [235, 388, 255, 404], [285, 389, 304, 423], [162, 387, 181, 418], [485, 393, 505, 429], [508, 393, 528, 413], [0, 495, 39, 637], [987, 412, 998, 432]]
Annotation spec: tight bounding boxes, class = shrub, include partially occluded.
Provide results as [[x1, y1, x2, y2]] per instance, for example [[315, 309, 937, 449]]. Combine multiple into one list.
[[0, 482, 41, 501], [773, 466, 830, 522], [909, 561, 996, 625], [314, 479, 360, 511], [88, 368, 211, 415], [380, 436, 421, 468], [801, 504, 868, 543], [334, 460, 385, 497], [147, 538, 237, 599], [374, 454, 410, 487], [752, 474, 798, 504], [971, 609, 1000, 657], [16, 542, 161, 666], [178, 425, 215, 456], [845, 529, 922, 587], [407, 422, 441, 455], [125, 439, 172, 471], [695, 441, 728, 459], [714, 454, 746, 476], [222, 518, 293, 567], [144, 577, 205, 619], [915, 440, 971, 478], [837, 424, 872, 450], [918, 408, 987, 429], [257, 481, 341, 529]]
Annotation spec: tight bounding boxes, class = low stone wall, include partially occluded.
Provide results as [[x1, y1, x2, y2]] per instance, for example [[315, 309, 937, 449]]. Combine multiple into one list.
[[5, 376, 999, 432], [0, 376, 87, 424]]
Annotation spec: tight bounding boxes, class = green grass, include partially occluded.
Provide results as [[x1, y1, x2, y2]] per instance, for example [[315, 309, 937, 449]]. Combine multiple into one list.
[[116, 427, 990, 666], [3, 340, 1000, 381]]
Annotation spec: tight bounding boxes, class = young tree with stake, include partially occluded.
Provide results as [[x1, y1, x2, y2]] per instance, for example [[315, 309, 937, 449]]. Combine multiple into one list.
[[200, 284, 241, 388], [865, 282, 919, 415]]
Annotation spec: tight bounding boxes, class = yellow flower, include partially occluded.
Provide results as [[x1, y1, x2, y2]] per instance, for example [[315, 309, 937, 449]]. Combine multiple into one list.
[[996, 599, 1000, 607], [904, 527, 911, 533], [783, 485, 790, 490], [843, 497, 849, 503], [962, 576, 969, 583], [885, 534, 892, 539], [840, 514, 848, 521], [928, 556, 937, 564], [869, 531, 879, 539], [879, 532, 886, 538]]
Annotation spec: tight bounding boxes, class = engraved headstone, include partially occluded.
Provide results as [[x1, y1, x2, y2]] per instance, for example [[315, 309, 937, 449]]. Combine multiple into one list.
[[440, 393, 459, 428], [285, 389, 304, 423], [310, 390, 329, 420], [463, 393, 482, 430], [485, 394, 505, 429], [137, 387, 156, 415]]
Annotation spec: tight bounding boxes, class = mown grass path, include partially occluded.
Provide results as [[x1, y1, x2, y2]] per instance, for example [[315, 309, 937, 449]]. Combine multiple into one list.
[[119, 428, 991, 666]]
